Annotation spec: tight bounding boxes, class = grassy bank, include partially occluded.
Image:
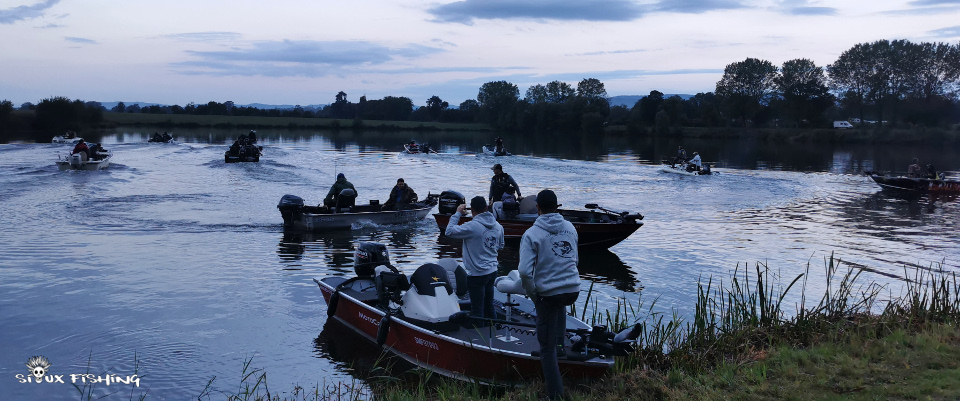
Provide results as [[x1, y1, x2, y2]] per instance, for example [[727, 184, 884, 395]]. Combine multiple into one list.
[[101, 112, 492, 132], [604, 125, 960, 144], [207, 255, 959, 400]]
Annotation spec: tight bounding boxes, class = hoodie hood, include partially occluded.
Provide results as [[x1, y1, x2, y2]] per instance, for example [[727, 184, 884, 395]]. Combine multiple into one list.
[[533, 212, 567, 235], [472, 211, 497, 229]]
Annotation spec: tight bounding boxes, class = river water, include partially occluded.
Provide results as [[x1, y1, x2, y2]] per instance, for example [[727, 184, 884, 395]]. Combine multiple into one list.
[[1, 128, 958, 400]]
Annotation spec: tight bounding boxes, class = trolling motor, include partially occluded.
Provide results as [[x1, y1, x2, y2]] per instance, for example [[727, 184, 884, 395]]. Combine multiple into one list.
[[584, 204, 644, 223]]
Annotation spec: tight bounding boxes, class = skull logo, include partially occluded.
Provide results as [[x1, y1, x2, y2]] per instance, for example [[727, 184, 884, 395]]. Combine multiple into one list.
[[26, 356, 51, 380]]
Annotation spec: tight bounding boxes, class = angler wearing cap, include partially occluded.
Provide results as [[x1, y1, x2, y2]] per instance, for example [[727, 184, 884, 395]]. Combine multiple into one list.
[[518, 189, 580, 400], [323, 173, 357, 208], [488, 163, 521, 204], [443, 196, 504, 319]]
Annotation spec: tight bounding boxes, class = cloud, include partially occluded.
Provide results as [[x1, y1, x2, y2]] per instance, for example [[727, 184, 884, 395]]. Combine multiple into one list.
[[176, 40, 445, 77], [36, 22, 63, 28], [164, 32, 243, 42], [650, 0, 747, 14], [783, 6, 836, 15], [427, 0, 645, 24], [575, 48, 654, 56], [928, 25, 960, 38], [885, 0, 960, 14], [65, 37, 98, 44], [0, 0, 60, 24]]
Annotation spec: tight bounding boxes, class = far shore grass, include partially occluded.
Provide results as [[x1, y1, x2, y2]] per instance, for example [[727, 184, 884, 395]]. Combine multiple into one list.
[[101, 112, 493, 132], [205, 255, 960, 401]]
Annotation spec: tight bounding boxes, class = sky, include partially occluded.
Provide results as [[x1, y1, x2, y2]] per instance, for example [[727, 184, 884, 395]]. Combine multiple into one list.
[[1, 0, 959, 107]]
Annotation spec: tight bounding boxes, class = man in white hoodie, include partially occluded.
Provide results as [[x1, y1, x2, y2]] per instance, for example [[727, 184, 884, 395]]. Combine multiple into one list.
[[444, 196, 505, 319], [518, 189, 580, 400]]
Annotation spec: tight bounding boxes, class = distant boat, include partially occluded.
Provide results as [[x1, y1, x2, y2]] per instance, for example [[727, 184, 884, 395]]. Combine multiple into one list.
[[869, 174, 960, 194], [52, 134, 83, 144], [481, 145, 510, 156], [659, 163, 713, 176]]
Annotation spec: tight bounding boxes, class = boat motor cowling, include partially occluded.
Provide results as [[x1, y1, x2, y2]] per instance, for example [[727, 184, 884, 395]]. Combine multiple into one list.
[[354, 242, 390, 277], [438, 190, 465, 215], [277, 195, 305, 226]]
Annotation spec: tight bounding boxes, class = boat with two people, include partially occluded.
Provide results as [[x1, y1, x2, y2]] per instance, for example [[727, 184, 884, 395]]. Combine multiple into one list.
[[402, 141, 437, 154], [225, 131, 262, 163], [277, 191, 440, 231], [433, 191, 643, 250], [315, 242, 641, 385], [148, 132, 176, 143], [52, 131, 83, 144], [660, 162, 714, 176], [481, 145, 511, 156], [56, 142, 111, 171], [867, 172, 960, 194]]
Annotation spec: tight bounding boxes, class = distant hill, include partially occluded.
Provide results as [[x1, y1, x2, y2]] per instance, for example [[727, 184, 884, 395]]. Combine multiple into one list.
[[608, 94, 694, 108]]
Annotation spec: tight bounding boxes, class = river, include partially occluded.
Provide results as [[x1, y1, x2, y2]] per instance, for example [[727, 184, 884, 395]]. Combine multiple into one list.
[[1, 127, 957, 399]]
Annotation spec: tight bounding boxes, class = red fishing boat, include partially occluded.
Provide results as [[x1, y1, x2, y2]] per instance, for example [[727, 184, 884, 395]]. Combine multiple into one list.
[[869, 174, 960, 194], [432, 191, 643, 250], [315, 242, 640, 385]]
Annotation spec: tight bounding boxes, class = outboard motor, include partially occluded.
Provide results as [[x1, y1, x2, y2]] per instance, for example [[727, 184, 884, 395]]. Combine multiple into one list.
[[69, 153, 83, 167], [354, 242, 390, 277], [277, 194, 304, 226], [438, 190, 465, 215], [401, 263, 460, 329]]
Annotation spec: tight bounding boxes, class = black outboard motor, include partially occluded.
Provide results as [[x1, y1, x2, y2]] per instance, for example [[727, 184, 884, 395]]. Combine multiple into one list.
[[354, 242, 391, 277], [277, 194, 304, 226], [438, 190, 465, 215]]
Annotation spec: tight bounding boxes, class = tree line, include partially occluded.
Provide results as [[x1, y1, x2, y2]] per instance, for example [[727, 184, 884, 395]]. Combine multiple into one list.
[[3, 39, 958, 138]]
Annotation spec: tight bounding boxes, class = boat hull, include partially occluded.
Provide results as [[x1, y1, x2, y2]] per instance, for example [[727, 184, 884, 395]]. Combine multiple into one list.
[[434, 211, 641, 250], [660, 164, 711, 176], [870, 175, 960, 194], [56, 154, 111, 171], [317, 277, 613, 384], [482, 146, 510, 156], [284, 204, 437, 231]]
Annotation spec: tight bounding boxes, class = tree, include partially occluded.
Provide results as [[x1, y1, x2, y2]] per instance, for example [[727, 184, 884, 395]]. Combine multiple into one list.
[[426, 96, 449, 121], [828, 43, 873, 124], [477, 81, 519, 128], [544, 80, 575, 103], [776, 58, 833, 127], [715, 57, 778, 126], [576, 78, 607, 100], [20, 102, 34, 110], [112, 102, 126, 113], [525, 84, 548, 104]]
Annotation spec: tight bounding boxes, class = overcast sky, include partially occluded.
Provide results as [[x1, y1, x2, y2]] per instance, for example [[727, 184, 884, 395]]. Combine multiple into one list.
[[1, 0, 959, 107]]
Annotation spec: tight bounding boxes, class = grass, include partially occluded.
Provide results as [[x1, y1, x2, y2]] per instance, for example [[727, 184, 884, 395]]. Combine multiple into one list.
[[206, 254, 960, 400], [101, 112, 493, 132]]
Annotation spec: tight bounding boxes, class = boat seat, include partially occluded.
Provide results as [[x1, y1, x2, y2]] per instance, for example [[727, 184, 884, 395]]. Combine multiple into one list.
[[435, 258, 469, 300], [518, 195, 537, 214], [495, 270, 525, 295], [490, 201, 503, 219]]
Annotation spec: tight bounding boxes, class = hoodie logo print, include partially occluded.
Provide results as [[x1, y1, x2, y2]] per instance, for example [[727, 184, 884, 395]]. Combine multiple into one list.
[[551, 240, 574, 258], [484, 235, 498, 250]]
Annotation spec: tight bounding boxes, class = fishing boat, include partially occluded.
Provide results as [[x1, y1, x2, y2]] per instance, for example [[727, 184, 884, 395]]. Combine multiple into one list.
[[56, 150, 112, 171], [52, 133, 83, 144], [224, 143, 262, 163], [659, 163, 713, 176], [481, 145, 511, 156], [278, 193, 439, 231], [403, 143, 436, 154], [315, 242, 640, 385], [433, 191, 643, 250], [868, 174, 960, 194]]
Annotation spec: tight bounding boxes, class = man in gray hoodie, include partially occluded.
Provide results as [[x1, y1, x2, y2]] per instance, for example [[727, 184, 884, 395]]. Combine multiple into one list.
[[518, 189, 580, 401], [444, 196, 505, 319]]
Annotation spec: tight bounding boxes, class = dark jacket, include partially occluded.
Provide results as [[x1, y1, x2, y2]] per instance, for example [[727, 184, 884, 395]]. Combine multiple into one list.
[[383, 185, 418, 209], [325, 177, 357, 202], [489, 173, 521, 202]]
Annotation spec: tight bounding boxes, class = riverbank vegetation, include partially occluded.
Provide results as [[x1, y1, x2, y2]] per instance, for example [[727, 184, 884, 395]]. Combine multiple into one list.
[[211, 255, 960, 400], [3, 38, 958, 143]]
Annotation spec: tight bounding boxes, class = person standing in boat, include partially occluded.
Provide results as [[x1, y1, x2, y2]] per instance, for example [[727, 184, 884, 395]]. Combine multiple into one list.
[[323, 173, 357, 208], [443, 196, 504, 319], [673, 145, 687, 165], [382, 178, 418, 210], [518, 189, 580, 401], [494, 136, 504, 154], [908, 158, 922, 178], [72, 139, 89, 161], [489, 164, 521, 205]]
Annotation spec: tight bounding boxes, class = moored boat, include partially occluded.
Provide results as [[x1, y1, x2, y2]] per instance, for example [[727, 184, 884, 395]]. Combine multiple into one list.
[[433, 191, 643, 250], [278, 193, 439, 231], [869, 174, 960, 194], [315, 242, 640, 385]]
